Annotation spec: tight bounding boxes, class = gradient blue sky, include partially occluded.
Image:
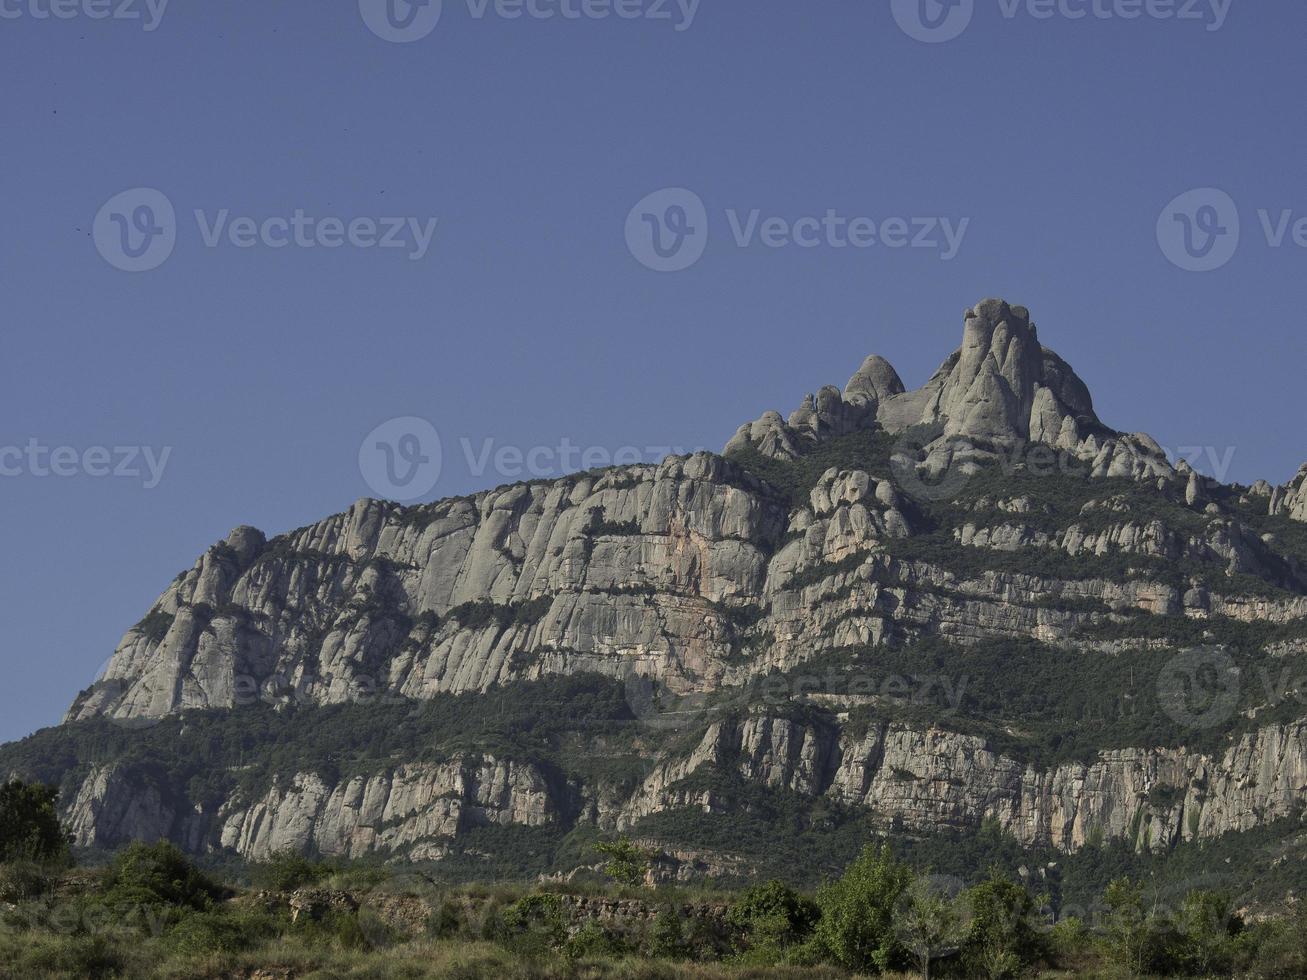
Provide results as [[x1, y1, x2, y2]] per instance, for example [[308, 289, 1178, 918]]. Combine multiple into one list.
[[2, 0, 1304, 743]]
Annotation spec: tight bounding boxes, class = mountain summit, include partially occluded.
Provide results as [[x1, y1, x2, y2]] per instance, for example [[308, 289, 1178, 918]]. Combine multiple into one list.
[[727, 299, 1169, 481]]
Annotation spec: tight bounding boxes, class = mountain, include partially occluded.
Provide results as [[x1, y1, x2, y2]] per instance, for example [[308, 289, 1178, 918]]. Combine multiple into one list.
[[7, 298, 1307, 889]]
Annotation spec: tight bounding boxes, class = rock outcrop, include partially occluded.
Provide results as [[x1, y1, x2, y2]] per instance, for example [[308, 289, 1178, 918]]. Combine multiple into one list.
[[1272, 465, 1307, 523], [55, 712, 1307, 860], [727, 300, 1172, 483]]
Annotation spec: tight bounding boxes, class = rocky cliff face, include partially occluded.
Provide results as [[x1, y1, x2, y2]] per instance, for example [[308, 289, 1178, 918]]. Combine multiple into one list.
[[16, 298, 1307, 876], [54, 710, 1307, 862]]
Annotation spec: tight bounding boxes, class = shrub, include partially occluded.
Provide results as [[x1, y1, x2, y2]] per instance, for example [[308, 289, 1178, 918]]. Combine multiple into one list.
[[593, 836, 652, 887], [0, 860, 59, 903], [727, 879, 819, 961], [2, 933, 124, 979], [498, 892, 567, 957], [250, 850, 331, 892], [565, 921, 629, 959], [647, 905, 687, 959], [810, 842, 913, 972], [1242, 910, 1307, 979], [0, 780, 71, 865], [961, 871, 1047, 978], [100, 840, 225, 914], [163, 904, 280, 957]]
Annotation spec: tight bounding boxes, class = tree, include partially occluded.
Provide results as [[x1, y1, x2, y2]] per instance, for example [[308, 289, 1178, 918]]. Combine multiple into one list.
[[1174, 889, 1242, 977], [812, 842, 913, 972], [648, 905, 687, 959], [1101, 878, 1156, 978], [894, 877, 970, 980], [962, 871, 1046, 979], [0, 779, 71, 865], [728, 879, 820, 961], [593, 835, 651, 887]]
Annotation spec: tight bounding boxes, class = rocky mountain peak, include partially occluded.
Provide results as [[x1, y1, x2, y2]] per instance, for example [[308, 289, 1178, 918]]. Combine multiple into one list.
[[727, 298, 1168, 481], [843, 354, 906, 406]]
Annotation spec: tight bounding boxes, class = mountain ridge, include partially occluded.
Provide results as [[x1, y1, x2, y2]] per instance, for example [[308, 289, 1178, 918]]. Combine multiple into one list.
[[9, 297, 1307, 884]]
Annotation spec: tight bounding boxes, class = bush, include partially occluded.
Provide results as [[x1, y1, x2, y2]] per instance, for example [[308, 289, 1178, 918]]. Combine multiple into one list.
[[0, 933, 124, 979], [100, 840, 225, 914], [961, 871, 1047, 978], [163, 904, 280, 957], [0, 860, 59, 903], [727, 879, 819, 961], [0, 780, 71, 865], [565, 921, 629, 959], [250, 850, 331, 892], [1243, 911, 1307, 979], [498, 892, 567, 957], [647, 906, 687, 959], [810, 842, 913, 972], [593, 836, 651, 887]]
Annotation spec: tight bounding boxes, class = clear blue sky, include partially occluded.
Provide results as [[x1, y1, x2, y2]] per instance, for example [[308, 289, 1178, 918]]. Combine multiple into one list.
[[2, 0, 1304, 744]]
